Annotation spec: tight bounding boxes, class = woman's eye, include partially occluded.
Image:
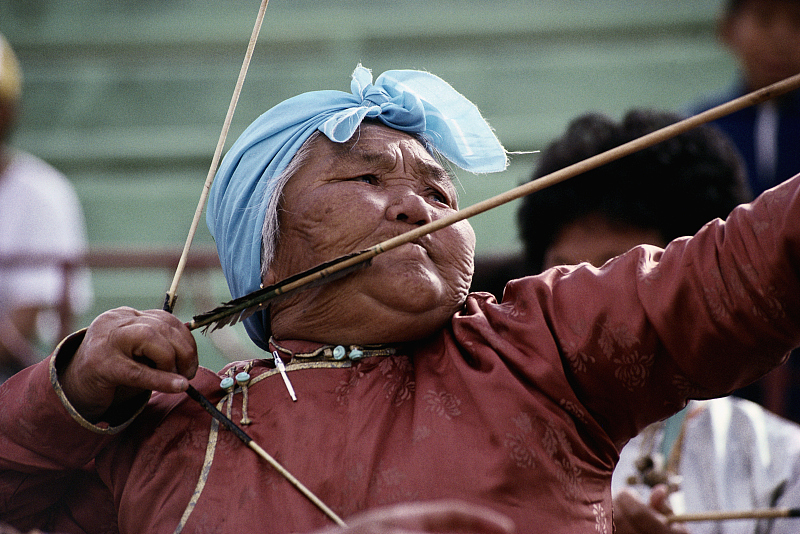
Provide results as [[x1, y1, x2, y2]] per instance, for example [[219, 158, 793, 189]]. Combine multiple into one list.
[[429, 190, 449, 205], [353, 174, 378, 185]]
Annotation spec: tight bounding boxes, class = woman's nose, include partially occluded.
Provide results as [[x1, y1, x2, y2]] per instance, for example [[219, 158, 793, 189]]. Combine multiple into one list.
[[385, 192, 431, 226]]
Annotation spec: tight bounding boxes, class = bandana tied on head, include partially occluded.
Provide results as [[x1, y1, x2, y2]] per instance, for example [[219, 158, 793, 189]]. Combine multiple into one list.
[[207, 64, 507, 350]]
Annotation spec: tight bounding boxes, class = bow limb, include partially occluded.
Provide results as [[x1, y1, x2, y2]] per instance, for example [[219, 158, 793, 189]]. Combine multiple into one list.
[[667, 507, 800, 523], [184, 385, 347, 527], [163, 0, 271, 313]]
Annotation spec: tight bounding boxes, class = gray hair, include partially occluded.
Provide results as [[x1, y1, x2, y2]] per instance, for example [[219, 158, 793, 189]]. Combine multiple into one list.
[[260, 130, 322, 280]]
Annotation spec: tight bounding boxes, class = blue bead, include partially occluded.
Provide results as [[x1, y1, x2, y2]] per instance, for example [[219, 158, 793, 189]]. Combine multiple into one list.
[[333, 345, 346, 360], [220, 377, 235, 389], [235, 371, 251, 385], [349, 348, 364, 360]]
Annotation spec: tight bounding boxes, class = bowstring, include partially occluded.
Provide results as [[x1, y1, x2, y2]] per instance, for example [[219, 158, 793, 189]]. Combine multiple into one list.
[[158, 1, 348, 527], [163, 0, 270, 313]]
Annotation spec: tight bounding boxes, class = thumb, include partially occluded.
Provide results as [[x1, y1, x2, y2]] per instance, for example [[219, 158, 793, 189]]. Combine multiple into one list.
[[648, 484, 674, 515]]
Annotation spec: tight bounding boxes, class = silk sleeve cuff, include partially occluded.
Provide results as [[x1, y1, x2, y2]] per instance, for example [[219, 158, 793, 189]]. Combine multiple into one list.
[[49, 329, 148, 434]]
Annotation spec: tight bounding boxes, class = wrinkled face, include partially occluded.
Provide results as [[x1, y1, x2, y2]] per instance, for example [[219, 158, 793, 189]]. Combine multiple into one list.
[[721, 0, 800, 90], [265, 123, 476, 342], [543, 213, 665, 270]]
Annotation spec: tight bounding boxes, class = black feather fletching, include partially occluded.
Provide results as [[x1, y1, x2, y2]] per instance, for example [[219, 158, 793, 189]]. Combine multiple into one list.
[[188, 250, 373, 333]]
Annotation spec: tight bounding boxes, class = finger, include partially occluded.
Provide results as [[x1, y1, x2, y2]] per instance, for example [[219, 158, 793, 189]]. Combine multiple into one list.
[[119, 323, 196, 377], [648, 485, 673, 515], [102, 353, 190, 394], [107, 310, 197, 377], [143, 310, 198, 377], [615, 490, 668, 534]]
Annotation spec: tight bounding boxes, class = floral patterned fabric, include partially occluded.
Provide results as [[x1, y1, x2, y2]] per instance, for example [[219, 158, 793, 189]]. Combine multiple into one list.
[[2, 175, 800, 534]]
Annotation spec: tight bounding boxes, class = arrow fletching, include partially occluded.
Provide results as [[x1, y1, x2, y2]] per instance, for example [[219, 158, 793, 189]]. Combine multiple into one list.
[[188, 249, 373, 332]]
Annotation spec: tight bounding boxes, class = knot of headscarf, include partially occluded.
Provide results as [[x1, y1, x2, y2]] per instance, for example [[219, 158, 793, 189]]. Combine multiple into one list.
[[323, 66, 428, 138], [207, 64, 507, 350]]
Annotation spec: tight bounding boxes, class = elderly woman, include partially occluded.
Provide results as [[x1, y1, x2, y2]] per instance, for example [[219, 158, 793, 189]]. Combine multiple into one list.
[[1, 65, 800, 534]]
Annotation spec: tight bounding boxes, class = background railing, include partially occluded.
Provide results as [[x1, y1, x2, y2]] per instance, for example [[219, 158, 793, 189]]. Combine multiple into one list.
[[1, 247, 260, 370]]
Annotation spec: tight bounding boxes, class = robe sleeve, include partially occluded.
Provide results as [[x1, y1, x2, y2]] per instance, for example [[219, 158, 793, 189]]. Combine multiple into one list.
[[502, 173, 800, 447], [0, 332, 134, 532]]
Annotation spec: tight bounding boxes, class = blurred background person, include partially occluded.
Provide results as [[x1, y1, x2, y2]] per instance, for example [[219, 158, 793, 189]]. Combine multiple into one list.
[[470, 108, 752, 299], [514, 109, 751, 275], [481, 108, 800, 534], [0, 32, 92, 382], [689, 0, 800, 196]]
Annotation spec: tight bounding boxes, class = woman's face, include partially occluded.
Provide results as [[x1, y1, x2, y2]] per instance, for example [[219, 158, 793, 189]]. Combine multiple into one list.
[[265, 123, 476, 343]]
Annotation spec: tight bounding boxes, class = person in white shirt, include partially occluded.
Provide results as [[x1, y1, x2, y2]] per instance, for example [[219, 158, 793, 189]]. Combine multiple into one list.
[[0, 32, 92, 381]]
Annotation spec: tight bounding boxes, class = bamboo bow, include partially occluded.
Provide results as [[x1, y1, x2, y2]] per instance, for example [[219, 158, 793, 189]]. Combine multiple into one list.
[[163, 0, 269, 314], [667, 507, 800, 523]]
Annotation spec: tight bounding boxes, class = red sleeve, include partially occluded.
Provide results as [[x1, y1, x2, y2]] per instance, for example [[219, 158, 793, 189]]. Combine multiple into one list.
[[0, 333, 124, 533], [498, 174, 800, 448]]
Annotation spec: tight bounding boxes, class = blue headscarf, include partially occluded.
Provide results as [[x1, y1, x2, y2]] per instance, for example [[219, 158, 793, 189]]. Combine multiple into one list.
[[207, 64, 507, 350]]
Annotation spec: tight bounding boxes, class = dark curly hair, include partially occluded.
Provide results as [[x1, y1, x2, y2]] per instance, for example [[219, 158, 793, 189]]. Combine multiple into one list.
[[517, 109, 752, 273]]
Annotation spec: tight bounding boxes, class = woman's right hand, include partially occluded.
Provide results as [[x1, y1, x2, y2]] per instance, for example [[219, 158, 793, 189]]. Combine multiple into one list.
[[58, 307, 198, 422]]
